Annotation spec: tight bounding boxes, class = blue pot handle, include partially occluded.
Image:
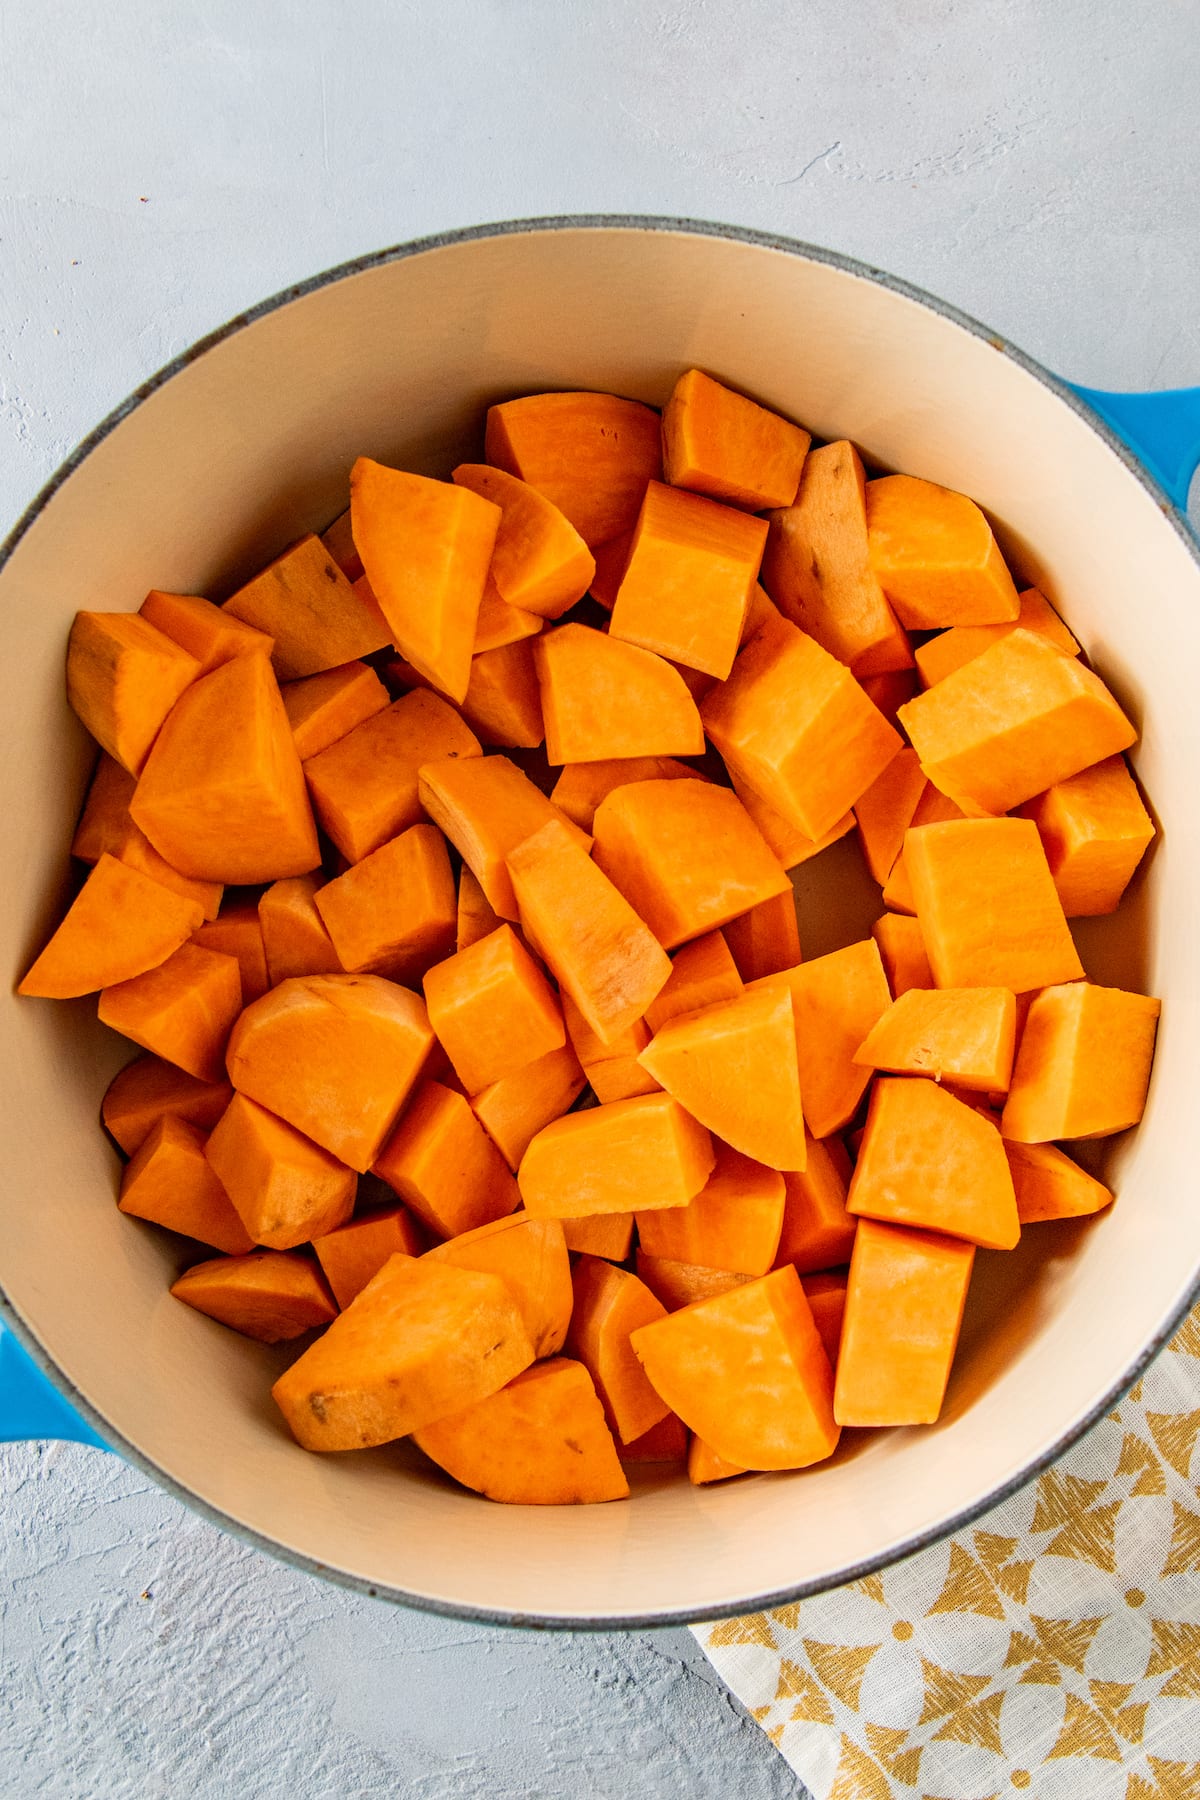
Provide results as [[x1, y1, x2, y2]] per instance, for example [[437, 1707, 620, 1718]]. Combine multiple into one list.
[[0, 1321, 108, 1450]]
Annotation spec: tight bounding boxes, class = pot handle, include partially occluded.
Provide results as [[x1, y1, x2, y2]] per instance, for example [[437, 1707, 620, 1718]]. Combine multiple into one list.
[[0, 1321, 108, 1450], [1069, 384, 1200, 512]]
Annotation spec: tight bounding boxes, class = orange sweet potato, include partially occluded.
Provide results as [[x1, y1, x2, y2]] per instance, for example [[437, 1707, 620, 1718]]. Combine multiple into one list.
[[414, 1359, 629, 1504], [727, 770, 856, 871], [519, 1093, 714, 1218], [99, 943, 243, 1082], [871, 912, 933, 997], [609, 480, 768, 680], [505, 817, 671, 1043], [701, 616, 903, 841], [456, 865, 502, 952], [258, 875, 343, 984], [898, 628, 1137, 816], [535, 624, 704, 764], [587, 532, 632, 609], [71, 754, 222, 920], [131, 652, 320, 883], [140, 589, 274, 674], [854, 986, 1017, 1092], [905, 818, 1084, 992], [773, 1132, 857, 1274], [687, 1437, 748, 1485], [636, 1146, 785, 1275], [880, 783, 967, 915], [173, 1250, 337, 1343], [592, 779, 792, 950], [644, 930, 743, 1032], [271, 1255, 534, 1449], [848, 1077, 1019, 1250], [761, 442, 912, 676], [320, 508, 363, 582], [566, 1256, 671, 1442], [662, 369, 810, 511], [865, 474, 1021, 629], [473, 582, 544, 653], [834, 1218, 974, 1425], [419, 754, 588, 922], [205, 1092, 356, 1249], [639, 984, 806, 1172], [192, 900, 270, 1003], [305, 688, 481, 864], [563, 1213, 636, 1261], [752, 937, 891, 1138], [451, 463, 595, 618], [549, 756, 703, 832], [859, 666, 919, 725], [425, 1214, 572, 1359], [914, 587, 1079, 686], [1004, 1140, 1114, 1224], [621, 1411, 689, 1463], [1017, 755, 1155, 917], [722, 891, 800, 983], [631, 1266, 839, 1470], [313, 1206, 424, 1308], [470, 1043, 587, 1171], [226, 972, 434, 1171], [801, 1271, 848, 1367], [424, 924, 565, 1095], [102, 1053, 232, 1155], [1001, 982, 1161, 1142], [635, 1250, 754, 1311], [67, 611, 200, 774], [223, 533, 391, 680], [281, 660, 390, 761], [118, 1115, 254, 1253], [854, 746, 927, 886], [374, 1079, 520, 1237], [19, 855, 205, 999], [458, 638, 544, 748], [562, 994, 660, 1103], [485, 391, 662, 548], [315, 823, 456, 984], [350, 459, 500, 704]]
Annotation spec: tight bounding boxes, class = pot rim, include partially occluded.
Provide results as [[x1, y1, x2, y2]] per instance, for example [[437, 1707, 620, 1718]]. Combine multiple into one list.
[[3, 211, 1197, 1631]]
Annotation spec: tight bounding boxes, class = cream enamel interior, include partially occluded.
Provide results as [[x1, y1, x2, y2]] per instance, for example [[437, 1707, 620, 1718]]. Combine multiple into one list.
[[2, 223, 1197, 1624]]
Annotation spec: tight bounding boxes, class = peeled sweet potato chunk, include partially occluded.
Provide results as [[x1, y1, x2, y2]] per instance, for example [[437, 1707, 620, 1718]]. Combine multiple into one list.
[[173, 1251, 337, 1343], [19, 855, 204, 999], [223, 533, 391, 680], [485, 391, 662, 548], [662, 368, 810, 511], [67, 611, 200, 775], [119, 1115, 254, 1253]]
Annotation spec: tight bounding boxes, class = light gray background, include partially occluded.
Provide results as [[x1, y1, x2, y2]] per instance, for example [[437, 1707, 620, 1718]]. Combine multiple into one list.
[[2, 3, 1198, 1796]]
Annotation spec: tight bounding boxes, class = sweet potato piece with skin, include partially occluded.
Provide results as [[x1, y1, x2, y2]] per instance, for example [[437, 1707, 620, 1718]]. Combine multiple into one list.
[[118, 1116, 255, 1253], [662, 369, 810, 511], [635, 1251, 754, 1313], [424, 924, 566, 1096], [281, 661, 390, 761], [915, 587, 1079, 687], [1004, 1139, 1114, 1223], [131, 652, 320, 884], [562, 994, 660, 1104], [505, 817, 671, 1045], [854, 986, 1017, 1093], [271, 1255, 534, 1450], [728, 771, 856, 871], [898, 628, 1137, 817], [192, 901, 270, 1004], [204, 1093, 356, 1250], [419, 754, 589, 922], [456, 865, 502, 952], [563, 1213, 636, 1261], [100, 943, 243, 1082], [872, 912, 934, 998], [610, 480, 768, 680], [701, 616, 903, 842], [865, 474, 1021, 629], [688, 1437, 748, 1485], [1017, 755, 1155, 918], [801, 1272, 848, 1368], [425, 1214, 573, 1359], [223, 534, 392, 681], [773, 1132, 857, 1274], [472, 583, 544, 653], [19, 855, 204, 999], [314, 1206, 424, 1309], [644, 930, 743, 1032], [67, 611, 201, 775], [459, 638, 544, 748], [71, 754, 222, 920], [305, 689, 481, 865], [258, 875, 343, 985], [848, 1077, 1020, 1250], [139, 589, 273, 674], [535, 624, 704, 764], [320, 508, 363, 582], [751, 938, 891, 1139], [226, 973, 434, 1172], [470, 1043, 587, 1172], [350, 459, 500, 704], [1001, 982, 1161, 1142], [631, 1266, 839, 1471], [102, 1054, 232, 1156], [174, 1252, 337, 1343], [550, 756, 705, 833], [621, 1411, 689, 1463], [414, 1359, 629, 1504], [636, 1147, 785, 1275], [592, 779, 791, 951], [315, 824, 456, 985], [834, 1219, 974, 1426], [881, 784, 967, 915], [519, 1093, 714, 1218], [374, 1080, 520, 1238], [761, 442, 912, 677], [854, 747, 927, 886], [566, 1256, 671, 1442], [723, 891, 800, 983], [451, 463, 595, 618], [905, 818, 1084, 993], [485, 391, 662, 549], [639, 985, 806, 1173]]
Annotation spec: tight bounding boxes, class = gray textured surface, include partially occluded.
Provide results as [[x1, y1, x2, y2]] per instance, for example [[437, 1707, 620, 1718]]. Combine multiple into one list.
[[2, 2, 1198, 1795]]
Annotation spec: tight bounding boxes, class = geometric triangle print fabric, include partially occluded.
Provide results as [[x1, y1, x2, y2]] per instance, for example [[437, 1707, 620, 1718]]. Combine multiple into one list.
[[695, 1302, 1200, 1798]]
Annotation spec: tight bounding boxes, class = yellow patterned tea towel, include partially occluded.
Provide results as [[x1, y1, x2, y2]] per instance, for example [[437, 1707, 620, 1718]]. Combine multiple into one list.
[[695, 1305, 1200, 1798]]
